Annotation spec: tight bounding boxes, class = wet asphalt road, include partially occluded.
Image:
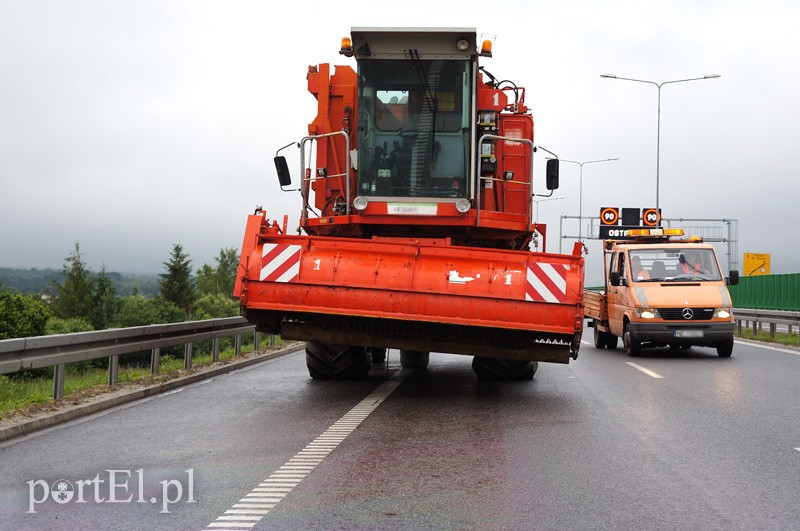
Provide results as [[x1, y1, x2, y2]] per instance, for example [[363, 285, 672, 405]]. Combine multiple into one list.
[[1, 332, 799, 530]]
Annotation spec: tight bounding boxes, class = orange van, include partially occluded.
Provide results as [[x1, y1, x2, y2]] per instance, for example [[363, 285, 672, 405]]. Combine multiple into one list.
[[585, 230, 740, 357]]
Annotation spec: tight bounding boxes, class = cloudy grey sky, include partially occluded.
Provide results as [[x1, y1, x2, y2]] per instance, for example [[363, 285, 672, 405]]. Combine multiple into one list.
[[1, 1, 797, 285]]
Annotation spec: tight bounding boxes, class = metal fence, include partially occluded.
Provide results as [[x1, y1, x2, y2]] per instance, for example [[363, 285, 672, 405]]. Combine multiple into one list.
[[0, 317, 262, 401], [734, 308, 800, 343], [729, 273, 800, 311]]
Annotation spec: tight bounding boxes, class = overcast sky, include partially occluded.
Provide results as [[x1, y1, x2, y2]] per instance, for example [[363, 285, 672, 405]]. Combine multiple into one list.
[[1, 1, 797, 285]]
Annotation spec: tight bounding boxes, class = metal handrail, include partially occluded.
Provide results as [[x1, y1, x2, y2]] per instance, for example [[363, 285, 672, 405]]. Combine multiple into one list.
[[0, 317, 259, 400], [475, 134, 534, 226], [298, 130, 351, 226]]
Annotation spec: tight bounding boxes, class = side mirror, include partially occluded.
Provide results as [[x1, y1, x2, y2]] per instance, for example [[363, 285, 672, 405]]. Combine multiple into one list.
[[609, 271, 621, 287], [546, 159, 559, 190], [275, 156, 292, 188], [727, 270, 740, 286]]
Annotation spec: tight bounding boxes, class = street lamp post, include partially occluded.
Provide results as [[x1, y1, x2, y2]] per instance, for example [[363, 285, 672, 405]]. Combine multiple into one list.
[[559, 158, 618, 242], [600, 73, 720, 219], [532, 196, 563, 251]]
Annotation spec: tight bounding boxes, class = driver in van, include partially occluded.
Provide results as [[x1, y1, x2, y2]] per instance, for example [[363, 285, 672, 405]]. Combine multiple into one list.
[[679, 253, 701, 273], [630, 255, 650, 280]]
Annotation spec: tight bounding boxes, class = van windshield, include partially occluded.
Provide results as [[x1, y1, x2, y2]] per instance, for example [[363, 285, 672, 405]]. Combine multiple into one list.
[[628, 248, 722, 282]]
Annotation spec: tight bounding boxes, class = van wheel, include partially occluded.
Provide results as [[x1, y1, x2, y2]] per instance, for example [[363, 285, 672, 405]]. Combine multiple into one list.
[[593, 322, 605, 348], [605, 335, 619, 350], [623, 324, 641, 357], [716, 338, 734, 357]]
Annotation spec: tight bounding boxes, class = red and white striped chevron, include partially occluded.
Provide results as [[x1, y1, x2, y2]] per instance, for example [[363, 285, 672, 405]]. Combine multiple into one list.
[[525, 263, 568, 303], [260, 243, 301, 283]]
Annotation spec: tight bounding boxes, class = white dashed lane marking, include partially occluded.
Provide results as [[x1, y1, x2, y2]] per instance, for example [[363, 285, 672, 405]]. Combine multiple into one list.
[[202, 373, 404, 530], [625, 362, 664, 379]]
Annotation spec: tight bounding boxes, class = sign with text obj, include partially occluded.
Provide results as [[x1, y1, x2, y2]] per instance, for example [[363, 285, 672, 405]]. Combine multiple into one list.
[[598, 207, 662, 239], [743, 253, 770, 276]]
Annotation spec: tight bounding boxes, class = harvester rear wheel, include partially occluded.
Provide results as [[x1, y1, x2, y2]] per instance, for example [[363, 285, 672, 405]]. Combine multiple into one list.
[[472, 357, 537, 380], [368, 347, 387, 364], [305, 342, 371, 379], [399, 350, 429, 369]]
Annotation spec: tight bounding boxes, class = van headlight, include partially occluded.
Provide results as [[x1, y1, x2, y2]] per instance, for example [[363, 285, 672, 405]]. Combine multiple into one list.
[[635, 308, 660, 319], [713, 308, 731, 319]]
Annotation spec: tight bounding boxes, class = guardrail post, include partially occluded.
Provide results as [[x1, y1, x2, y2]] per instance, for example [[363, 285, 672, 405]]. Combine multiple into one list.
[[212, 338, 220, 362], [235, 334, 242, 356], [270, 334, 275, 347], [752, 319, 757, 336], [184, 343, 193, 370], [254, 332, 260, 351], [151, 347, 161, 375], [769, 323, 776, 338], [53, 364, 65, 401], [108, 355, 119, 386], [736, 319, 742, 335]]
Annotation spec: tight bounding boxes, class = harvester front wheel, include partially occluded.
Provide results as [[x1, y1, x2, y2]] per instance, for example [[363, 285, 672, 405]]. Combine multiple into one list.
[[305, 342, 371, 379], [472, 357, 537, 380], [399, 350, 429, 369]]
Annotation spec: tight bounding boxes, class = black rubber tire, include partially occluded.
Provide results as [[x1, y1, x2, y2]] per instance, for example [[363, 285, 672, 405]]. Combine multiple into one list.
[[368, 347, 387, 364], [605, 334, 619, 350], [472, 357, 537, 380], [593, 322, 605, 349], [716, 338, 734, 357], [305, 342, 371, 379], [623, 323, 641, 357], [399, 350, 429, 369]]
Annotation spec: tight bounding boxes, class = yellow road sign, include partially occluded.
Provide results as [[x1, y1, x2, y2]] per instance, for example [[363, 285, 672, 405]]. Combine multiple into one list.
[[743, 253, 770, 276]]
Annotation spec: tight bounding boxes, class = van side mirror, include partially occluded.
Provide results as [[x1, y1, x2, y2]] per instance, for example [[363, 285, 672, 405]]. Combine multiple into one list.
[[609, 271, 621, 287], [546, 159, 559, 190], [275, 156, 292, 188], [727, 270, 740, 286]]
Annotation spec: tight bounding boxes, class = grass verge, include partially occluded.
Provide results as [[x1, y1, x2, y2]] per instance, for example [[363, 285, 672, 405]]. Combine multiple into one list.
[[736, 328, 800, 347], [0, 339, 289, 420]]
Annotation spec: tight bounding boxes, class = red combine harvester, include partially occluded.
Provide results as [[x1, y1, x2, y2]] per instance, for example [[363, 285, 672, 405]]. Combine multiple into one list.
[[234, 28, 585, 379]]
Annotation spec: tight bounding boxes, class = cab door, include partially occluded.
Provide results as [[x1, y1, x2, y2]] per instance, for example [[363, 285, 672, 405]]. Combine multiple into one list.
[[606, 250, 630, 337]]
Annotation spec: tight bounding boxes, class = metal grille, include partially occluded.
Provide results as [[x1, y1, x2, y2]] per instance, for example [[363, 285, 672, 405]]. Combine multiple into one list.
[[658, 308, 715, 321]]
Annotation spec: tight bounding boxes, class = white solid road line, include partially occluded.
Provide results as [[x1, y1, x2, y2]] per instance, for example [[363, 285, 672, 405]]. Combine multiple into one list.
[[202, 370, 405, 530], [735, 338, 800, 356], [625, 362, 664, 379]]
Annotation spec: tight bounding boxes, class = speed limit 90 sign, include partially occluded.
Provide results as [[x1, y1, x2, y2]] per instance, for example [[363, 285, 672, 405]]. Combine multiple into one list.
[[642, 208, 661, 227], [600, 207, 619, 225]]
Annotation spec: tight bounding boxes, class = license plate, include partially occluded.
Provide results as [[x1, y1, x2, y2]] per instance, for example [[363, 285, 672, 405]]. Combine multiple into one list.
[[674, 329, 703, 338]]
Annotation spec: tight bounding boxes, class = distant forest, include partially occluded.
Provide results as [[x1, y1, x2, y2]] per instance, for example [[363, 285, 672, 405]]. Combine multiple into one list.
[[0, 267, 160, 297]]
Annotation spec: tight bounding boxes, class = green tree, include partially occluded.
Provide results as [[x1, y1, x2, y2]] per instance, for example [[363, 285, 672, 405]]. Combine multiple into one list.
[[51, 242, 94, 319], [114, 295, 187, 328], [0, 290, 51, 339], [90, 266, 118, 330], [45, 317, 94, 335], [159, 244, 196, 314], [196, 247, 239, 297], [193, 293, 240, 319]]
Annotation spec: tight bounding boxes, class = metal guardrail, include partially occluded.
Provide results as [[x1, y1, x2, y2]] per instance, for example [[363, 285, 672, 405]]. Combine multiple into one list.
[[734, 308, 800, 342], [0, 317, 262, 400]]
